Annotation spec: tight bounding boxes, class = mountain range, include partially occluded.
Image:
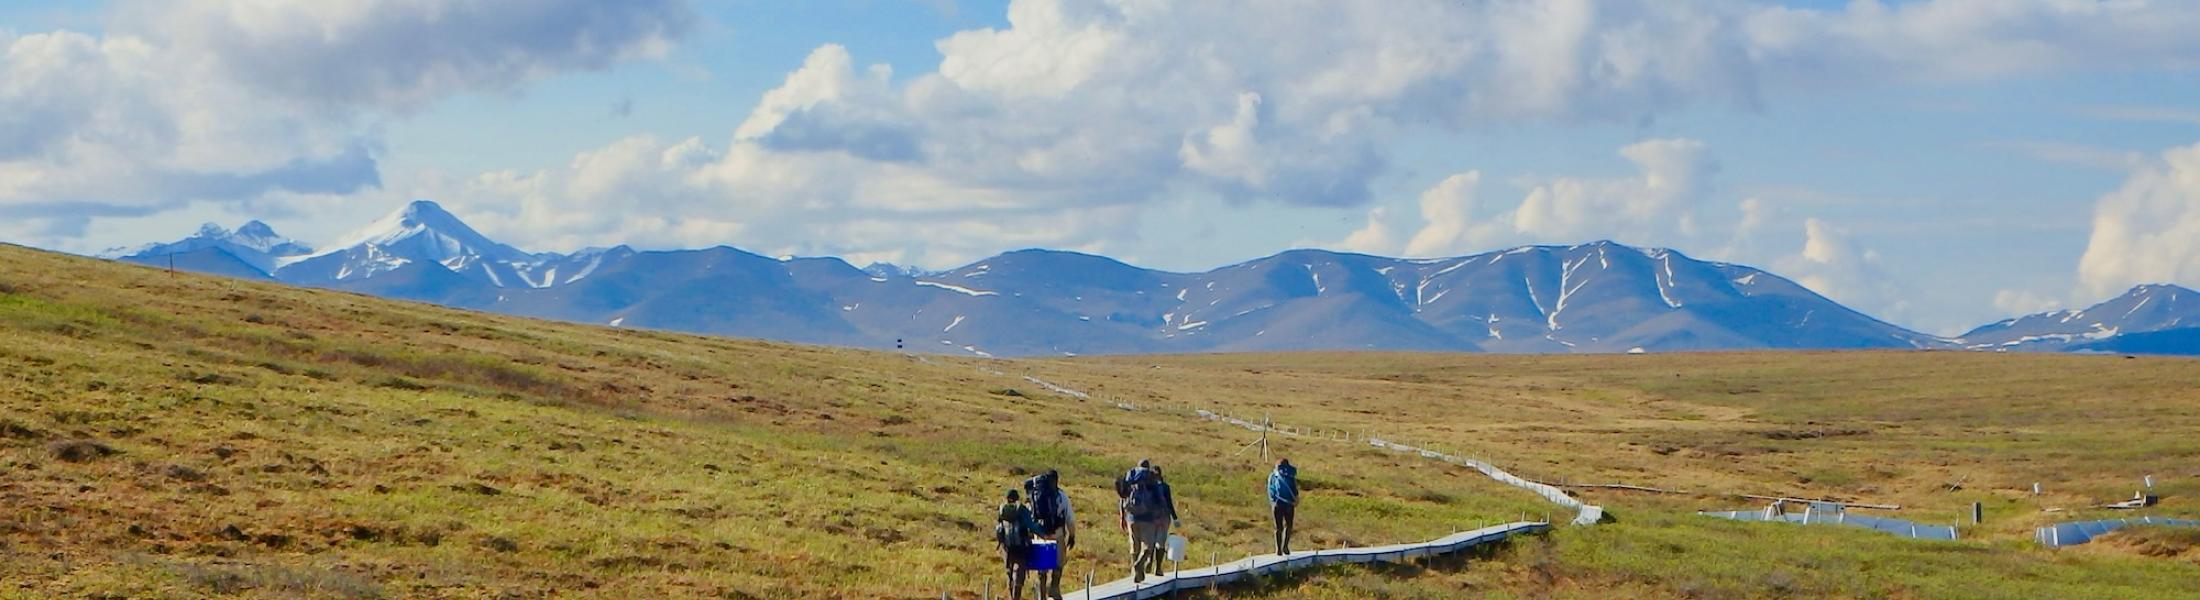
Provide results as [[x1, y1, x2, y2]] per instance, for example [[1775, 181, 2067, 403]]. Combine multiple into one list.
[[100, 200, 2200, 356]]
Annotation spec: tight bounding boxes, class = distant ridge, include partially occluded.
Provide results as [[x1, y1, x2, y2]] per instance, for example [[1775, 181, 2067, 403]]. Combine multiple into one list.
[[110, 199, 2134, 357], [1958, 284, 2200, 354]]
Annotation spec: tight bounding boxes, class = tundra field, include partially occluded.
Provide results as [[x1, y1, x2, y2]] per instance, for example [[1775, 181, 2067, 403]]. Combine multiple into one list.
[[2, 243, 2197, 599]]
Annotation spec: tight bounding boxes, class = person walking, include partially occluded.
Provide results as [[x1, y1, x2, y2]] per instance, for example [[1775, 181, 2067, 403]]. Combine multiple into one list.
[[996, 488, 1041, 600], [1148, 467, 1180, 578], [1116, 460, 1177, 583], [1268, 458, 1300, 555], [1026, 469, 1076, 600]]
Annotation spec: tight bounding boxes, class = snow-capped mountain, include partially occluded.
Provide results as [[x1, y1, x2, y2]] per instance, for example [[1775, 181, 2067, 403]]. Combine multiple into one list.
[[104, 202, 1956, 356], [875, 244, 1943, 355], [107, 221, 313, 276], [861, 262, 933, 279], [273, 200, 558, 287], [1957, 284, 2200, 352]]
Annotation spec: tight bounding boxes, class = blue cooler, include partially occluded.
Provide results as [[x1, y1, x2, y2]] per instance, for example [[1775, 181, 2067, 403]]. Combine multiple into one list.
[[1027, 540, 1061, 571]]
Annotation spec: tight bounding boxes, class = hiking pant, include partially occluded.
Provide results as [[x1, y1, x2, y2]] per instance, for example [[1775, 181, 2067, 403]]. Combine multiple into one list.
[[1272, 502, 1297, 555], [1002, 550, 1029, 600], [1128, 519, 1169, 580], [1036, 561, 1064, 599]]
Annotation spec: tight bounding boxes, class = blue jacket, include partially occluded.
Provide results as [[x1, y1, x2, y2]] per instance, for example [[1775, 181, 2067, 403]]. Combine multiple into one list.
[[1268, 464, 1299, 505]]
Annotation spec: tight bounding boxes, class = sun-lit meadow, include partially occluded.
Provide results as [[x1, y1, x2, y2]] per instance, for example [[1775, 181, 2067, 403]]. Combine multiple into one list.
[[5, 243, 2200, 599], [0, 244, 1549, 599]]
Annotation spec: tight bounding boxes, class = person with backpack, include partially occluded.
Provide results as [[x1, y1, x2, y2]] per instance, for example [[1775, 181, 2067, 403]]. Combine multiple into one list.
[[1024, 470, 1076, 600], [1268, 458, 1300, 555], [1116, 460, 1179, 582], [996, 488, 1041, 600]]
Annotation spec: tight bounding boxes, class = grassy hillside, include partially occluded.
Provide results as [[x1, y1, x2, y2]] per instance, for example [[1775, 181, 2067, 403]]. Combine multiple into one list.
[[5, 243, 2200, 599], [0, 244, 1549, 599]]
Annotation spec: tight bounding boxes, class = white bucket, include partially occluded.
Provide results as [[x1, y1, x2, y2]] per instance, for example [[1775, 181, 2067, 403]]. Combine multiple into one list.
[[1166, 534, 1187, 562]]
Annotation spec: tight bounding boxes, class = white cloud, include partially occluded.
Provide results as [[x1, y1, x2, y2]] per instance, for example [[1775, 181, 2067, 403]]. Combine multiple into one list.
[[0, 0, 691, 225], [1709, 196, 1773, 261], [1339, 141, 1917, 323], [133, 0, 691, 112], [33, 0, 2200, 279], [2077, 142, 2200, 297], [1334, 207, 1398, 255], [1332, 139, 1712, 260], [1512, 138, 1711, 244], [1992, 289, 2064, 317], [1776, 218, 1907, 321], [724, 0, 2200, 225], [1402, 171, 1495, 257]]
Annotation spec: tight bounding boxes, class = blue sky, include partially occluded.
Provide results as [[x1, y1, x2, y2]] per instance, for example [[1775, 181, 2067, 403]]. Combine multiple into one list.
[[6, 1, 2200, 336]]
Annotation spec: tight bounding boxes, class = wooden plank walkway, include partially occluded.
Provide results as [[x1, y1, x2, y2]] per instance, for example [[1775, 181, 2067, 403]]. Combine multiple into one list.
[[1059, 521, 1549, 600]]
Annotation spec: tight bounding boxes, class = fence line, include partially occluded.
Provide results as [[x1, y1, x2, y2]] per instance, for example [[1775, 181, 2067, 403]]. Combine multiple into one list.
[[1367, 438, 1607, 526], [1197, 409, 1608, 527]]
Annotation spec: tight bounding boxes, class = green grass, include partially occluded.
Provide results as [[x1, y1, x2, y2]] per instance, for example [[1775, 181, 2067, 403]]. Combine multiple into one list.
[[4, 243, 2199, 598], [0, 245, 1549, 599]]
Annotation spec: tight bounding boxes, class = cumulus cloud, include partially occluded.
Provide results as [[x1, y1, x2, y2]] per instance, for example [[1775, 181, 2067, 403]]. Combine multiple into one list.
[[1351, 138, 1713, 258], [2077, 142, 2200, 297], [0, 0, 691, 225], [31, 0, 2200, 274], [1333, 207, 1398, 255], [418, 133, 1142, 268], [1356, 137, 1908, 318], [1513, 138, 1712, 244], [1401, 171, 1494, 257], [723, 0, 2200, 226], [1776, 218, 1908, 320], [129, 0, 691, 112]]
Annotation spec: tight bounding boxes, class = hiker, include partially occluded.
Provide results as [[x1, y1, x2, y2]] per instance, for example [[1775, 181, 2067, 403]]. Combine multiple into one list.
[[1025, 469, 1076, 600], [1116, 460, 1179, 582], [1149, 467, 1179, 575], [996, 488, 1041, 600], [1268, 458, 1300, 555]]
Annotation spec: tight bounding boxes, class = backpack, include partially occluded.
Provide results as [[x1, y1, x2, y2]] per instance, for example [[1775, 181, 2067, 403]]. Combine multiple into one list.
[[1027, 474, 1066, 535], [1271, 465, 1300, 505], [1122, 472, 1166, 521], [996, 505, 1034, 557]]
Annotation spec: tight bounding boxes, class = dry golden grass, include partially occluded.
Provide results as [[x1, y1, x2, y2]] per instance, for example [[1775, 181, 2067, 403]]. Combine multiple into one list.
[[0, 245, 1547, 599], [5, 243, 2199, 599]]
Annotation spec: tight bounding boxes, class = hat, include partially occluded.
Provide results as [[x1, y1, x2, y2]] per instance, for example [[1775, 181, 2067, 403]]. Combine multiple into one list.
[[1006, 488, 1021, 501]]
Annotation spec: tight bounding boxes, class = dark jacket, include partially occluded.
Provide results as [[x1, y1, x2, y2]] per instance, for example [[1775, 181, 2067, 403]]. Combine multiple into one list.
[[1118, 468, 1178, 523], [1156, 480, 1179, 521], [998, 503, 1040, 549]]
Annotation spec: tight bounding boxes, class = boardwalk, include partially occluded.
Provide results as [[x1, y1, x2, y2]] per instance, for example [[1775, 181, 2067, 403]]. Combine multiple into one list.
[[1061, 521, 1548, 600]]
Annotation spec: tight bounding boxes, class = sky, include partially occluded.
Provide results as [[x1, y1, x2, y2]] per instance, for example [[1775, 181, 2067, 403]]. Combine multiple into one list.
[[4, 0, 2200, 336]]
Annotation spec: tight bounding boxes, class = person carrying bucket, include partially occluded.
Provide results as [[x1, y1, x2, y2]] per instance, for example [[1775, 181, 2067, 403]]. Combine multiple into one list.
[[1116, 460, 1179, 582], [995, 488, 1042, 600], [1268, 458, 1300, 555], [1024, 469, 1075, 600]]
